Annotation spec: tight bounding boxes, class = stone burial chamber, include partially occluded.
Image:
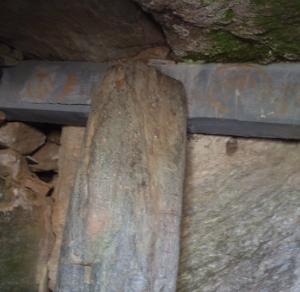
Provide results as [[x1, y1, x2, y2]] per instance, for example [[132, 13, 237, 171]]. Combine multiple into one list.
[[0, 0, 300, 292]]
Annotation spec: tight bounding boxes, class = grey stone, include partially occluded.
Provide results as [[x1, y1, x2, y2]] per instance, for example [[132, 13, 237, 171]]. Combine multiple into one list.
[[178, 135, 300, 292], [2, 61, 300, 139], [57, 63, 186, 292]]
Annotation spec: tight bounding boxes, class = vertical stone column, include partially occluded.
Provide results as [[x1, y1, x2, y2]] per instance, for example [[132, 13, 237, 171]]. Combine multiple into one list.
[[48, 126, 85, 290], [57, 63, 186, 292]]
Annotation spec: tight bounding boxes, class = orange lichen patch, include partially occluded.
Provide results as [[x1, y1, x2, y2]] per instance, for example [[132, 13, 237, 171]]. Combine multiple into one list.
[[115, 78, 125, 90], [23, 68, 55, 101], [56, 73, 78, 101]]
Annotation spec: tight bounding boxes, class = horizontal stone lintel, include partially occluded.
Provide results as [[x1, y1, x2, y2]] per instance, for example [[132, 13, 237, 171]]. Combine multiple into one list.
[[1, 61, 300, 139]]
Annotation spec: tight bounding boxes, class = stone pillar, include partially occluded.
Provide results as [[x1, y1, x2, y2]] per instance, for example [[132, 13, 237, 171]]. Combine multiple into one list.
[[57, 63, 186, 291], [48, 126, 85, 290]]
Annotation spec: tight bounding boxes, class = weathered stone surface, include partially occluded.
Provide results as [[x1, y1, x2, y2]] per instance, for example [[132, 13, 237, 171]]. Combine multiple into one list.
[[0, 149, 27, 179], [0, 204, 47, 292], [0, 149, 52, 197], [48, 126, 85, 291], [0, 0, 164, 62], [0, 122, 45, 154], [30, 141, 59, 172], [2, 61, 300, 140], [0, 186, 52, 291], [0, 159, 52, 291], [135, 0, 300, 63], [57, 63, 186, 291], [152, 62, 300, 139], [23, 174, 52, 197], [178, 135, 300, 291]]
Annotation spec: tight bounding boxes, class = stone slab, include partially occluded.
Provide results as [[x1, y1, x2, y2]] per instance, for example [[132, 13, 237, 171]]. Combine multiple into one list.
[[1, 61, 300, 139], [178, 135, 300, 291]]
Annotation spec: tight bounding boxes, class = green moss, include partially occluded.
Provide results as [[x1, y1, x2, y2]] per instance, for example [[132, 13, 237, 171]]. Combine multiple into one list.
[[183, 36, 272, 63], [223, 9, 235, 21], [268, 26, 300, 57], [253, 0, 300, 59], [201, 31, 272, 62], [212, 31, 243, 52], [252, 0, 300, 11], [183, 0, 300, 62]]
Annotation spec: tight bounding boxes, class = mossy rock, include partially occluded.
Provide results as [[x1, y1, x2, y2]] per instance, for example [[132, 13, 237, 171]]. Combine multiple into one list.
[[136, 0, 300, 63]]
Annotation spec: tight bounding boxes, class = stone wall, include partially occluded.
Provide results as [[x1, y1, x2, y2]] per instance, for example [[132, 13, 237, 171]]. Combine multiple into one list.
[[1, 120, 300, 291], [178, 135, 300, 291]]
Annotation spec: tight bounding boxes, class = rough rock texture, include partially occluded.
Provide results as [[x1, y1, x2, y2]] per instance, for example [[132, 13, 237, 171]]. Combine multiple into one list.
[[0, 150, 52, 291], [30, 141, 60, 172], [178, 135, 300, 291], [0, 122, 46, 155], [135, 0, 300, 63], [57, 63, 186, 292], [48, 126, 85, 291], [0, 149, 52, 196], [0, 149, 28, 179], [0, 0, 164, 62]]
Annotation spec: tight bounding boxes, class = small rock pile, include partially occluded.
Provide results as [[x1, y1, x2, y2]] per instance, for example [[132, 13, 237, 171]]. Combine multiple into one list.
[[0, 120, 60, 204]]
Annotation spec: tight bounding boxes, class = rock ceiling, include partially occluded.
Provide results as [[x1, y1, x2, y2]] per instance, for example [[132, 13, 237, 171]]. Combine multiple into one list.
[[0, 0, 299, 64]]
